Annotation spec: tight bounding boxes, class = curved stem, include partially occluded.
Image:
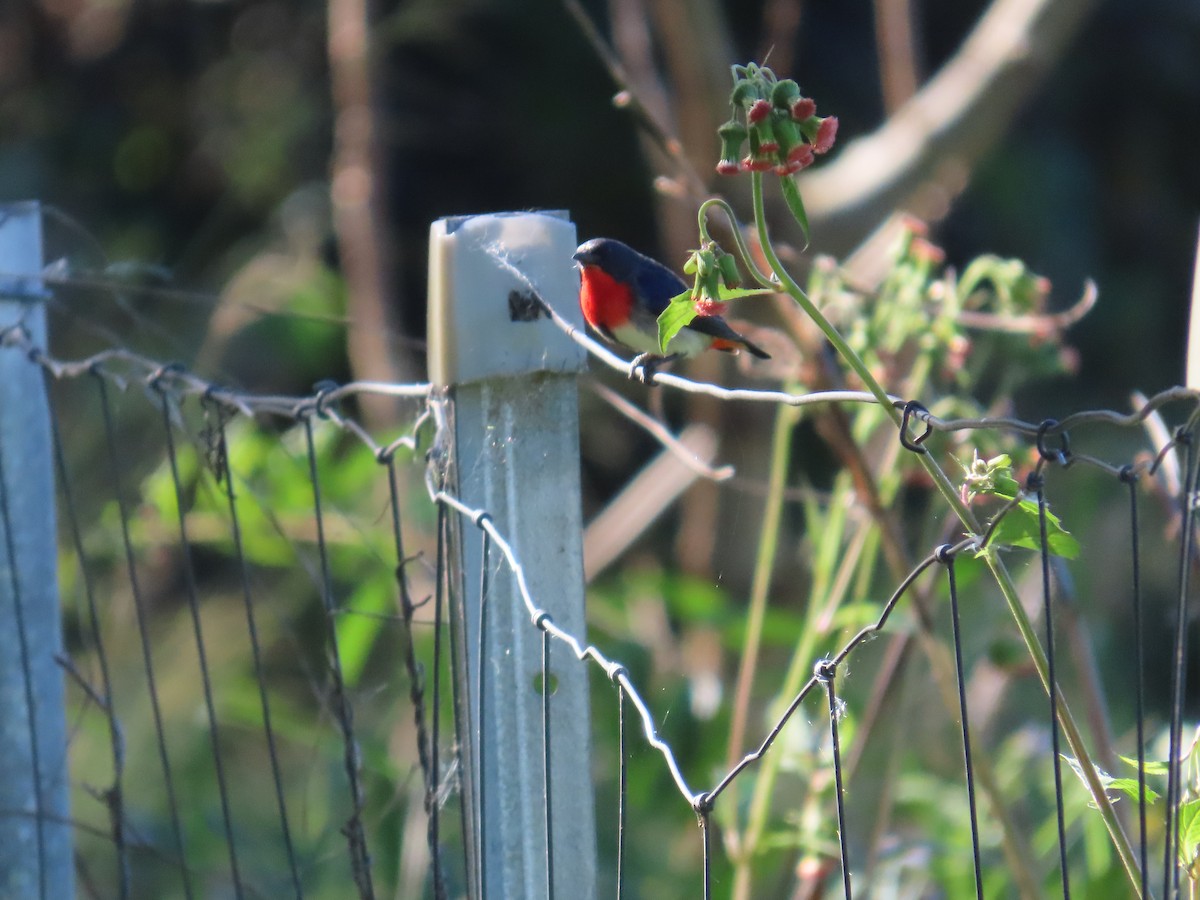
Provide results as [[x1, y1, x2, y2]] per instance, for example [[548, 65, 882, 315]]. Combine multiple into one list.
[[697, 197, 778, 289], [751, 173, 897, 416]]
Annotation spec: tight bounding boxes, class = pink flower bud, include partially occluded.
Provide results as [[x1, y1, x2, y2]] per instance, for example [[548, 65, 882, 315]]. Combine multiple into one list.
[[740, 156, 775, 172], [716, 160, 741, 176], [813, 116, 839, 154], [787, 144, 815, 167], [899, 214, 929, 237], [748, 99, 772, 124], [694, 297, 729, 317], [910, 237, 946, 265], [790, 97, 816, 122], [758, 140, 780, 155]]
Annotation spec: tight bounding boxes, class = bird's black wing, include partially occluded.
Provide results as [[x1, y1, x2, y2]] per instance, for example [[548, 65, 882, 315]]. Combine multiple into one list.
[[686, 314, 772, 359]]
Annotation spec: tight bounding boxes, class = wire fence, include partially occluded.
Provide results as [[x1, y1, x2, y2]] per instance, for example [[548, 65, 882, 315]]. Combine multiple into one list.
[[2, 214, 1199, 898]]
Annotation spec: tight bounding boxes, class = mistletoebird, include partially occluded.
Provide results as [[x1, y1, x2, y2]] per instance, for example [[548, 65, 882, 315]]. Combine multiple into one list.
[[573, 238, 769, 378]]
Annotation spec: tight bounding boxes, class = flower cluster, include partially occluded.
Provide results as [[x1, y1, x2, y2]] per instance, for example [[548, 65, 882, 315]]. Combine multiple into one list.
[[716, 63, 839, 177], [960, 451, 1021, 505], [683, 242, 741, 314]]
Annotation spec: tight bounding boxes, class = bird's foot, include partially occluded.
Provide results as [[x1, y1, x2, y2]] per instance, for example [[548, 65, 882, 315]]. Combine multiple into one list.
[[628, 353, 678, 384]]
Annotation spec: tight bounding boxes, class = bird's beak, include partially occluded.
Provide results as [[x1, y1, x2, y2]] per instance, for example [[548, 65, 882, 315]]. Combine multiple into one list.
[[572, 248, 596, 265]]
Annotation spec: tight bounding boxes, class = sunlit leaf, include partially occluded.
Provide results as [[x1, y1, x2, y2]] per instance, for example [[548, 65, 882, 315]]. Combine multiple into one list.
[[1119, 754, 1170, 776], [980, 497, 1079, 559], [1105, 777, 1160, 804], [1179, 800, 1200, 865], [657, 286, 776, 353]]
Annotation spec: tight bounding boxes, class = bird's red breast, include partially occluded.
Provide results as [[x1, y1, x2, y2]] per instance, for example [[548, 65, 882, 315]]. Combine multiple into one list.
[[579, 266, 634, 331]]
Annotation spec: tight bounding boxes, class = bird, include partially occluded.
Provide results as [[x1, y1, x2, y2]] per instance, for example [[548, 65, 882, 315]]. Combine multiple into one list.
[[573, 238, 770, 379]]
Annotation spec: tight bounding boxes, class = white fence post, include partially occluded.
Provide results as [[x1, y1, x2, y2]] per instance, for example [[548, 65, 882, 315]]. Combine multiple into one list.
[[0, 202, 72, 898], [428, 211, 597, 899]]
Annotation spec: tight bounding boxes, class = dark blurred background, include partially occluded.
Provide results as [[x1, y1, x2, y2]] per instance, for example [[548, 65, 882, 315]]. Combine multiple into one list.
[[7, 0, 1200, 644], [1, 0, 1196, 403]]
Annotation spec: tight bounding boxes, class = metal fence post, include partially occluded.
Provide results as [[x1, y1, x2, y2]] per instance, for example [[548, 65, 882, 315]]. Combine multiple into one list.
[[428, 211, 597, 899], [0, 202, 73, 898]]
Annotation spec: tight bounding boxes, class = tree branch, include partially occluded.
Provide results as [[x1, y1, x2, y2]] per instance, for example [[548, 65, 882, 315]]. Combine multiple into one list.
[[798, 0, 1098, 255]]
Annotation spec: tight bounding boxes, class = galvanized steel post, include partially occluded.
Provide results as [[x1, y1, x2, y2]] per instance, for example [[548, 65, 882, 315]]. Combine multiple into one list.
[[0, 202, 73, 899], [428, 211, 596, 899]]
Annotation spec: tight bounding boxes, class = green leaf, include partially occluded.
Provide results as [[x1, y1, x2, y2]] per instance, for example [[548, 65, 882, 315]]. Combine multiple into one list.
[[715, 286, 776, 301], [1063, 755, 1161, 806], [1179, 800, 1200, 865], [656, 286, 774, 352], [980, 497, 1079, 559], [780, 175, 810, 245], [1104, 777, 1160, 804], [657, 289, 698, 353], [1119, 754, 1170, 776]]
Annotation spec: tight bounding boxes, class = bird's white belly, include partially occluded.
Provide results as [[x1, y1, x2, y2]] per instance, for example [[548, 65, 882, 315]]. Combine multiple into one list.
[[609, 321, 707, 358]]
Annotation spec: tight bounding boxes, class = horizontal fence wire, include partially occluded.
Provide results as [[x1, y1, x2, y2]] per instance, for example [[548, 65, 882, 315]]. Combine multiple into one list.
[[1, 283, 1199, 899]]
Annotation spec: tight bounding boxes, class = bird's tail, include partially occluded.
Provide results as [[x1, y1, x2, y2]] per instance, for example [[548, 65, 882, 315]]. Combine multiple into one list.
[[711, 337, 771, 359], [687, 314, 772, 360], [744, 339, 771, 359]]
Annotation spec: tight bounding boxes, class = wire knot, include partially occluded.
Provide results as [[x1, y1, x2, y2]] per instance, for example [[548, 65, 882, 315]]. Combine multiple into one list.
[[312, 380, 341, 418], [146, 361, 185, 391], [813, 658, 837, 682], [899, 400, 933, 453], [934, 543, 955, 564], [1035, 419, 1070, 465]]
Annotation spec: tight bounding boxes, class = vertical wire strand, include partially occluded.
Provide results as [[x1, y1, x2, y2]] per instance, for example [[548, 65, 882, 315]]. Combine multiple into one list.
[[0, 367, 47, 900], [542, 626, 554, 898], [444, 512, 471, 894], [700, 807, 711, 900], [48, 383, 129, 898], [383, 458, 437, 880], [431, 502, 447, 900], [825, 671, 853, 900], [302, 416, 374, 899], [1123, 468, 1149, 900], [944, 553, 984, 899], [1034, 474, 1070, 898], [155, 389, 243, 896], [210, 403, 302, 898], [477, 529, 491, 900], [95, 374, 193, 898], [616, 682, 626, 900], [1164, 434, 1197, 900]]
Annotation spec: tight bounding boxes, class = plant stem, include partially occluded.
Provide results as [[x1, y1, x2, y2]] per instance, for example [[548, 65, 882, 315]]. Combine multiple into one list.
[[698, 197, 778, 289], [724, 403, 799, 784], [735, 170, 1143, 895]]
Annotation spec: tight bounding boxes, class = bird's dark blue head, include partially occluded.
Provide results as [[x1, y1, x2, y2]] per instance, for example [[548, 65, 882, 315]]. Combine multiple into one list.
[[574, 237, 688, 310], [572, 238, 647, 282]]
